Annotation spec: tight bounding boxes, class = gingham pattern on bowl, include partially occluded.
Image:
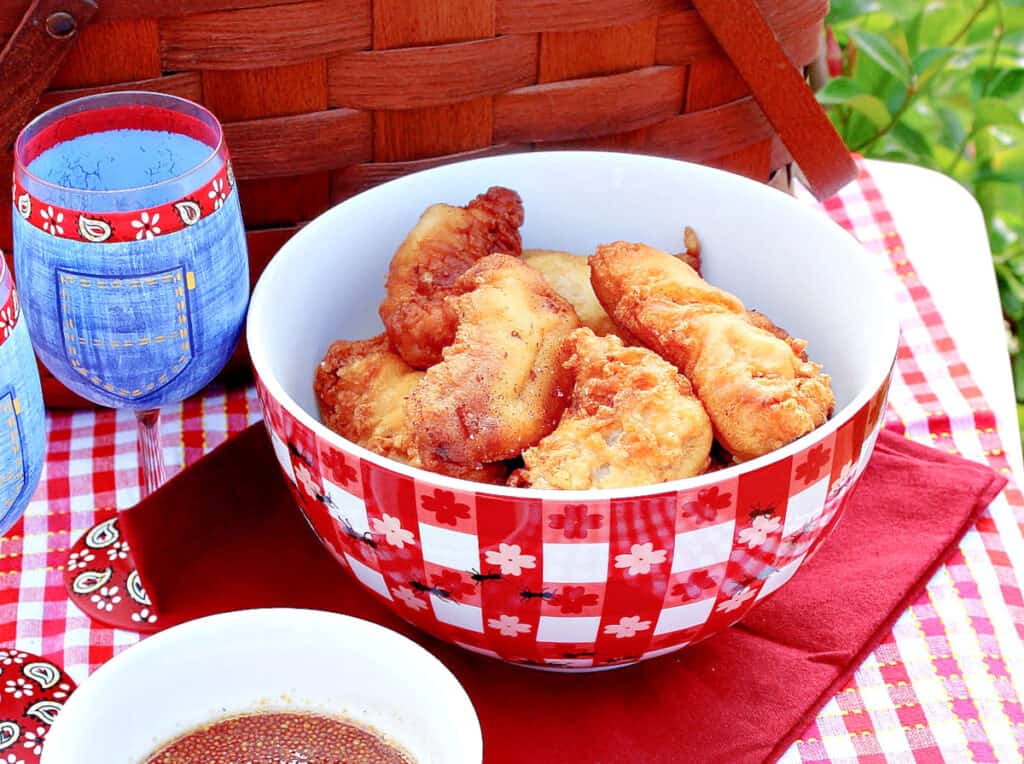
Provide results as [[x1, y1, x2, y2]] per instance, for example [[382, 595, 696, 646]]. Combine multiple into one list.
[[1, 159, 1022, 757], [257, 368, 890, 670]]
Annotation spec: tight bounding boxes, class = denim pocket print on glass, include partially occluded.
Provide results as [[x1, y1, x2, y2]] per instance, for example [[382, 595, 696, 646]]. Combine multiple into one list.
[[56, 266, 194, 402], [0, 391, 27, 516]]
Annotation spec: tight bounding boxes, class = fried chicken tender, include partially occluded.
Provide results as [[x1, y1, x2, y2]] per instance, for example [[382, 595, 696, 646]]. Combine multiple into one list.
[[406, 254, 580, 475], [379, 186, 524, 369], [315, 335, 507, 483], [590, 242, 834, 462], [509, 328, 713, 489], [522, 249, 625, 339]]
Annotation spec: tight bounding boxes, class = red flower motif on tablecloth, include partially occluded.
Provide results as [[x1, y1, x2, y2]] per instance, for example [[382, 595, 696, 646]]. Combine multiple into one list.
[[549, 585, 599, 614], [421, 489, 471, 526], [430, 569, 474, 600], [681, 486, 732, 525], [548, 504, 604, 540], [795, 444, 831, 486], [671, 569, 718, 601]]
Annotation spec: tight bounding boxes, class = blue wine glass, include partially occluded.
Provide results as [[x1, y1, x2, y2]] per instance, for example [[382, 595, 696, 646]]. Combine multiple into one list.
[[0, 256, 46, 537], [12, 92, 249, 627]]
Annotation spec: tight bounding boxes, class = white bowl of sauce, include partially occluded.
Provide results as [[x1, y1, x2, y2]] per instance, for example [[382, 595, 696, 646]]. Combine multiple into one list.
[[41, 608, 481, 763]]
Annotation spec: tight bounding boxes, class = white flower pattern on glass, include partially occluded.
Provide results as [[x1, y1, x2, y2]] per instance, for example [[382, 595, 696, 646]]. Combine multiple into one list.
[[603, 615, 651, 639], [130, 211, 161, 240], [738, 514, 781, 549], [22, 726, 46, 756], [208, 178, 227, 210], [483, 543, 536, 576], [614, 542, 667, 576], [40, 206, 64, 236], [487, 614, 531, 637], [370, 514, 415, 549], [52, 681, 72, 700], [717, 586, 756, 613], [131, 607, 158, 625], [4, 677, 32, 699], [5, 753, 26, 764], [106, 541, 130, 561], [393, 585, 427, 611], [67, 550, 95, 571], [0, 649, 27, 666], [90, 585, 122, 612], [0, 305, 15, 340]]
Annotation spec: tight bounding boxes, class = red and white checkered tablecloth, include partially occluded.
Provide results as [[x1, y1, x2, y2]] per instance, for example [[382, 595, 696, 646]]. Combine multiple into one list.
[[2, 158, 1022, 762]]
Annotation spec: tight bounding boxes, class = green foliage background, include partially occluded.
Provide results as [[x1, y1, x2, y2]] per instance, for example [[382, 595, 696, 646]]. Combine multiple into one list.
[[821, 0, 1024, 425]]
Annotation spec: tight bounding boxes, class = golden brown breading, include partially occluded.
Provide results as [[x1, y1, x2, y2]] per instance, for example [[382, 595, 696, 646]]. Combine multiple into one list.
[[590, 242, 834, 462], [315, 335, 423, 464], [406, 254, 580, 475], [379, 186, 524, 369], [509, 328, 713, 489], [522, 249, 625, 339], [314, 335, 507, 484]]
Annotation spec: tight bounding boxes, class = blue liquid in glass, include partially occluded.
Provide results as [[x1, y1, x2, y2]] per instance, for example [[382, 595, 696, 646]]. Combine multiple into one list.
[[27, 129, 212, 191]]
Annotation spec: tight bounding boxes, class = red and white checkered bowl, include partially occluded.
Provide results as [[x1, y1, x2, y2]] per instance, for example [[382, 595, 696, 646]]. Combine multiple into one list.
[[248, 152, 899, 671]]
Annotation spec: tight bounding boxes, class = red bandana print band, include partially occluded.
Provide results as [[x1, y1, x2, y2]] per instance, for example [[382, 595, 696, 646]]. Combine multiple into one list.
[[0, 260, 20, 349], [12, 160, 234, 244]]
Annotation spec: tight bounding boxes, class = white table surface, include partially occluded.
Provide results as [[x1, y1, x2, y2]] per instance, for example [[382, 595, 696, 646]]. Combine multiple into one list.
[[864, 159, 1023, 476]]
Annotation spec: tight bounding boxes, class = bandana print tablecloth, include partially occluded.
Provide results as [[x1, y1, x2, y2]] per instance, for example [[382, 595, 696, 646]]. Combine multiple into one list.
[[1, 158, 1023, 763]]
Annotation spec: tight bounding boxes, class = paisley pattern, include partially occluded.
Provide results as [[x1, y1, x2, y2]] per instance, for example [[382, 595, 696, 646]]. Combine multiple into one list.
[[62, 513, 162, 634], [25, 700, 63, 726], [70, 567, 111, 595], [12, 156, 232, 244], [22, 663, 59, 690], [0, 652, 76, 764], [126, 569, 151, 606], [76, 214, 112, 243], [84, 517, 118, 548], [0, 721, 18, 750]]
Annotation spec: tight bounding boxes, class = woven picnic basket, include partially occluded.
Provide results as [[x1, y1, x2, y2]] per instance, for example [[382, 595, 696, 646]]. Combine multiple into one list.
[[0, 0, 854, 408]]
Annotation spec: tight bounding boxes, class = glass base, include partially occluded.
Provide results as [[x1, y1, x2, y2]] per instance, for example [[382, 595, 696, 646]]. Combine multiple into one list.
[[63, 512, 161, 634]]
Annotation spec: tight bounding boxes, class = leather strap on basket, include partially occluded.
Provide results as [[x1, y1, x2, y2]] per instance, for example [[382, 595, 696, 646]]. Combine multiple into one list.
[[0, 0, 99, 149], [691, 0, 857, 200]]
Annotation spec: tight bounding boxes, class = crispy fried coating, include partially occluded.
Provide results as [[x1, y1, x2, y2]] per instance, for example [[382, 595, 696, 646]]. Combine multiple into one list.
[[314, 335, 507, 484], [406, 254, 580, 475], [379, 186, 524, 369], [522, 249, 625, 339], [590, 242, 834, 462], [509, 328, 713, 489]]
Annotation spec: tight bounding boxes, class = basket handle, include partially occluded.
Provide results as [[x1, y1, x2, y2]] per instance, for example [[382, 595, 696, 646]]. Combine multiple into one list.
[[0, 0, 99, 149], [691, 0, 857, 200]]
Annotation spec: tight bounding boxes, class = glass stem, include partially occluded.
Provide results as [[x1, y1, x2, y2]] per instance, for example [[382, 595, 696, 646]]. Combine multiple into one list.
[[136, 408, 166, 499]]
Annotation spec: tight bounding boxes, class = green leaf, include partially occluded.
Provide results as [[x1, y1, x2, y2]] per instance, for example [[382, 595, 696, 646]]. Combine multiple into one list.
[[827, 0, 878, 26], [845, 94, 893, 128], [990, 146, 1024, 181], [849, 28, 913, 84], [891, 121, 934, 159], [815, 76, 868, 105], [975, 97, 1023, 129], [912, 47, 956, 85]]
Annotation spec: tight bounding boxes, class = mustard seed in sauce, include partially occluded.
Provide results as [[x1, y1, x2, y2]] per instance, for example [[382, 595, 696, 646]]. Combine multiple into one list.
[[144, 711, 414, 764]]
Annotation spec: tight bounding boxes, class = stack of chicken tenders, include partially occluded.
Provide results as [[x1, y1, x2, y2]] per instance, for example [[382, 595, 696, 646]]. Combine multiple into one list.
[[314, 187, 835, 490]]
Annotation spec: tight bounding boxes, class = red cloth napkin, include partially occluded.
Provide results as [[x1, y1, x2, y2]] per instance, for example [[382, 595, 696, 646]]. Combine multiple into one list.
[[119, 425, 1005, 763]]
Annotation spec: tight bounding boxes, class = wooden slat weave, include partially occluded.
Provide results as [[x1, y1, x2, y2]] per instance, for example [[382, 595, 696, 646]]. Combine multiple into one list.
[[0, 0, 836, 406]]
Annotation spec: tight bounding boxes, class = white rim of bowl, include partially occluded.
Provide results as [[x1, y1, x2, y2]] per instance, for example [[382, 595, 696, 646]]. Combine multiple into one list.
[[248, 151, 901, 502]]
